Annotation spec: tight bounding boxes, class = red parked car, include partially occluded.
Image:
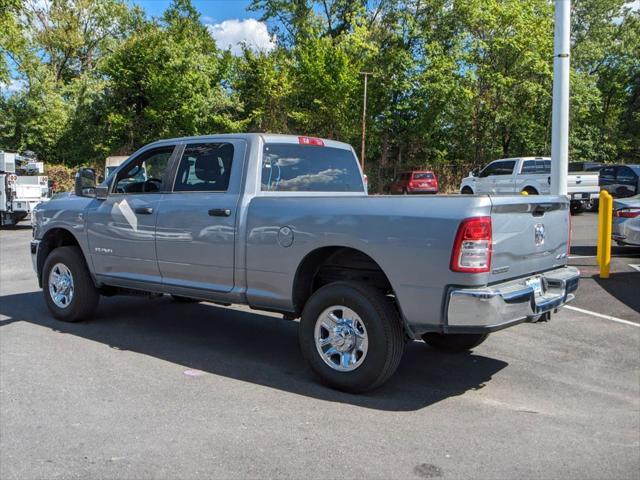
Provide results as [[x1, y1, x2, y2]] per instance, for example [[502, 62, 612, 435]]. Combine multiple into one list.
[[388, 170, 439, 194]]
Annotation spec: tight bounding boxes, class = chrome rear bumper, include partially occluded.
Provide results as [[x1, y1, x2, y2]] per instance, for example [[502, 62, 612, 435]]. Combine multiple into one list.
[[446, 266, 580, 333]]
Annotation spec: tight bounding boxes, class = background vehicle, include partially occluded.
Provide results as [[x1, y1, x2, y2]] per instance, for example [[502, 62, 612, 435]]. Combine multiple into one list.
[[388, 170, 439, 194], [105, 156, 129, 178], [599, 164, 640, 198], [569, 162, 603, 172], [1, 151, 50, 227], [31, 134, 578, 392], [460, 156, 599, 213], [612, 194, 640, 246]]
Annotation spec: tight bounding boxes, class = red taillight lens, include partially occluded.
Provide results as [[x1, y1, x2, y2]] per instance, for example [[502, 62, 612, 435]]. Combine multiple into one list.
[[614, 208, 640, 218], [450, 216, 492, 273], [298, 136, 324, 146]]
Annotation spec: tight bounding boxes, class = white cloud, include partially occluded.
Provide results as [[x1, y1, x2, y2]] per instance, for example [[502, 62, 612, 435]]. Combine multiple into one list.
[[0, 78, 26, 95], [207, 19, 276, 56]]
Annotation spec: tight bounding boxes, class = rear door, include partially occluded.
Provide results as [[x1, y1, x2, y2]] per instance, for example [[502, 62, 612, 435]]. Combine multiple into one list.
[[155, 140, 246, 292], [599, 166, 616, 194], [615, 166, 638, 198]]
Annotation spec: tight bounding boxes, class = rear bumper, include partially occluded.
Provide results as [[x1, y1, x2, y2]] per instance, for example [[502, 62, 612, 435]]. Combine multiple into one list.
[[408, 187, 438, 194], [445, 266, 580, 333]]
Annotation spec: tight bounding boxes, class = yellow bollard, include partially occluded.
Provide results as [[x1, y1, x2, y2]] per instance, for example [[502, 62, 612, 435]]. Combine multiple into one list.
[[597, 190, 613, 278], [521, 190, 528, 195]]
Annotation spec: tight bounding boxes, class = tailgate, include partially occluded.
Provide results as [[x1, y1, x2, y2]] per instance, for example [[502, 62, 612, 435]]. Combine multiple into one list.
[[489, 196, 570, 283], [568, 173, 599, 193]]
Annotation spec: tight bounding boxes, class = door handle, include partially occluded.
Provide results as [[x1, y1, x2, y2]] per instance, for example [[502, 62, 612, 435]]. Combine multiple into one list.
[[134, 207, 153, 215], [208, 208, 231, 217]]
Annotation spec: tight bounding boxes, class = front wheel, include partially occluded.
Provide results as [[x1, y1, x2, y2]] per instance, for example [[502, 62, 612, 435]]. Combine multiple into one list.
[[461, 187, 473, 194], [43, 246, 99, 322], [421, 332, 489, 353], [298, 282, 405, 393]]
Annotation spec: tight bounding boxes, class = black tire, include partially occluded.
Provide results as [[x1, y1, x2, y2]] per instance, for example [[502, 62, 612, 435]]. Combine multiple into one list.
[[42, 246, 99, 322], [298, 281, 405, 393], [421, 332, 489, 353], [570, 202, 584, 215], [171, 295, 200, 303], [461, 187, 473, 194]]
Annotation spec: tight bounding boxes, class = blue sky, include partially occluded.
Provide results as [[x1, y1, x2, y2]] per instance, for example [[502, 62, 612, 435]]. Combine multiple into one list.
[[128, 0, 260, 24], [128, 0, 275, 54]]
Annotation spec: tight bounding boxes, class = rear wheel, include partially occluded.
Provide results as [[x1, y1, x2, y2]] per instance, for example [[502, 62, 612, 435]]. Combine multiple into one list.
[[421, 332, 489, 353], [298, 281, 405, 393], [42, 246, 99, 322], [461, 187, 473, 194], [570, 201, 584, 215]]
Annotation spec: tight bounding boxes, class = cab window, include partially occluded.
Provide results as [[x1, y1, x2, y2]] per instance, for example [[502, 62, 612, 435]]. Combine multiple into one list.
[[113, 147, 174, 194], [173, 143, 234, 192], [261, 144, 364, 192], [480, 161, 516, 177]]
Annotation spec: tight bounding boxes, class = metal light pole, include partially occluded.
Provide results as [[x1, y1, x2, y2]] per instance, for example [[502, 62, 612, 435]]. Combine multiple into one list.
[[360, 72, 372, 171], [551, 0, 570, 196]]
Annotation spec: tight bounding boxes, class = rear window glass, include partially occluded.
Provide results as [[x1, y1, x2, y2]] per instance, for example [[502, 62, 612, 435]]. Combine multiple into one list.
[[261, 144, 364, 192], [412, 172, 434, 180]]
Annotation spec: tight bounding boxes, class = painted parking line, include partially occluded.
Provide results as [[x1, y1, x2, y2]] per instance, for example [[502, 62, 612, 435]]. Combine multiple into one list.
[[629, 264, 640, 272], [565, 305, 639, 327]]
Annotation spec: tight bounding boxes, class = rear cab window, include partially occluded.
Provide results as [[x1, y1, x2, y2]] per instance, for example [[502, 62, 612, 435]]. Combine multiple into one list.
[[261, 143, 364, 192]]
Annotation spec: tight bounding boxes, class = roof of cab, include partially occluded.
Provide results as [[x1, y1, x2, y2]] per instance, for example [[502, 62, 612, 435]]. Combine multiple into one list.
[[146, 133, 354, 151]]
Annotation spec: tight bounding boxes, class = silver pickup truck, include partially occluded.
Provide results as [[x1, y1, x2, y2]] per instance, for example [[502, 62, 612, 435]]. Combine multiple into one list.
[[31, 134, 579, 392]]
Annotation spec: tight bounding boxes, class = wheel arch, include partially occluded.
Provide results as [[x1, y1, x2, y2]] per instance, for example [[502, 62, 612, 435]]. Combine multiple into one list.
[[37, 228, 83, 287], [291, 246, 412, 336]]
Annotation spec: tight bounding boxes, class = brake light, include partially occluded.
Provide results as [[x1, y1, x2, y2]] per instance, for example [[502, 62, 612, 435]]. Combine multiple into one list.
[[298, 136, 324, 146], [450, 216, 492, 273], [614, 208, 640, 218]]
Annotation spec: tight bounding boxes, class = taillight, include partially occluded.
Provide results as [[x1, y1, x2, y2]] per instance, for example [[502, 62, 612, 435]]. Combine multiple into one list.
[[298, 136, 324, 146], [614, 208, 640, 218], [450, 216, 492, 273]]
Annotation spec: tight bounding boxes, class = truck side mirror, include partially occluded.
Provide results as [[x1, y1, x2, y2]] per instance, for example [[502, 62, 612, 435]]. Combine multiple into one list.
[[471, 169, 479, 177], [74, 167, 97, 197]]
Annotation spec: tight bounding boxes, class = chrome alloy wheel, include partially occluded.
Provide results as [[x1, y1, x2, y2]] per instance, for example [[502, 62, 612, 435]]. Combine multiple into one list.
[[314, 305, 368, 372], [48, 263, 74, 309]]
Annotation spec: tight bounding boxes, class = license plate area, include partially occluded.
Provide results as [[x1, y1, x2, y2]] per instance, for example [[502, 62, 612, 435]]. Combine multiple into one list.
[[526, 277, 544, 297]]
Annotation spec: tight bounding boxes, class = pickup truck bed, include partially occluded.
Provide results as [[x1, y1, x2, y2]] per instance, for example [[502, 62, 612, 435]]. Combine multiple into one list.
[[31, 134, 579, 392]]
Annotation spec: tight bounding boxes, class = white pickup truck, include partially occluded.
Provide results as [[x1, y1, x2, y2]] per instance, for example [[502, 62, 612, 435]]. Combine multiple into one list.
[[459, 157, 600, 213]]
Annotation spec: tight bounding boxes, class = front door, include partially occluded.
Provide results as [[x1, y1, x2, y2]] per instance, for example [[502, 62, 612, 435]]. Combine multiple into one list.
[[87, 145, 176, 284], [155, 140, 245, 292], [492, 160, 517, 193]]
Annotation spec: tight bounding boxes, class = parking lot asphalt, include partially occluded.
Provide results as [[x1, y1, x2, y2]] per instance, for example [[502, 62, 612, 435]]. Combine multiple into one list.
[[1, 215, 639, 480]]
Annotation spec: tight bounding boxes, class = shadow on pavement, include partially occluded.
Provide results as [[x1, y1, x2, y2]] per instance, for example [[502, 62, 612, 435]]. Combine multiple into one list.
[[0, 291, 508, 412], [593, 272, 640, 315]]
